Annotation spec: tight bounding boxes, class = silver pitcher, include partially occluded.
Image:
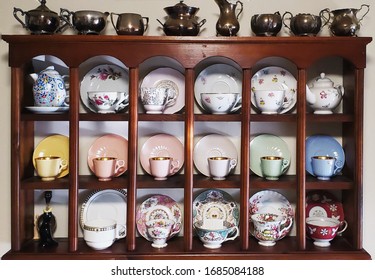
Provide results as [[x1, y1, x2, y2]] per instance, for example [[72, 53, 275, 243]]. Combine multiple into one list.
[[215, 0, 243, 36]]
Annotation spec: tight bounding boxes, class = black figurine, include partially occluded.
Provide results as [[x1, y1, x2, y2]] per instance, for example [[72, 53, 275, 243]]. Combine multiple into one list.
[[38, 191, 58, 247]]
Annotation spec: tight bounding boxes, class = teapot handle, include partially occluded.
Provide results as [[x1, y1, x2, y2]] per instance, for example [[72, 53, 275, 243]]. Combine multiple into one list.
[[142, 17, 149, 32], [235, 1, 244, 19], [319, 8, 331, 27], [281, 11, 293, 31], [110, 13, 120, 32], [13, 8, 27, 29], [60, 8, 74, 28], [358, 4, 370, 23]]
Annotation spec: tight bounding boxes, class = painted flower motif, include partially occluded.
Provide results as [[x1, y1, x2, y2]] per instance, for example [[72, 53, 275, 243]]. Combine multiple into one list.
[[272, 75, 278, 83], [258, 79, 265, 85], [204, 97, 211, 103], [320, 91, 328, 99], [268, 92, 275, 98], [329, 204, 338, 213], [90, 66, 122, 81], [280, 70, 286, 76], [320, 228, 329, 236]]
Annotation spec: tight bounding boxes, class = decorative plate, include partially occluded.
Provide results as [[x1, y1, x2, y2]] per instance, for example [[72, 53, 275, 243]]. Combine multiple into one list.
[[80, 64, 129, 113], [306, 190, 345, 224], [193, 189, 239, 227], [305, 134, 345, 177], [25, 106, 69, 114], [193, 134, 238, 177], [251, 66, 297, 114], [249, 134, 291, 177], [80, 189, 127, 239], [249, 190, 294, 239], [140, 134, 184, 175], [136, 194, 182, 241], [194, 64, 242, 112], [87, 134, 128, 176], [33, 134, 69, 178], [140, 67, 185, 114]]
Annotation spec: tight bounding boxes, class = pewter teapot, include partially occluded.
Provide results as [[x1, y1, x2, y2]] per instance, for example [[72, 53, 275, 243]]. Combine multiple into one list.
[[157, 1, 206, 36], [13, 0, 67, 34], [215, 0, 243, 36], [30, 66, 68, 107], [306, 73, 344, 114], [321, 4, 370, 36]]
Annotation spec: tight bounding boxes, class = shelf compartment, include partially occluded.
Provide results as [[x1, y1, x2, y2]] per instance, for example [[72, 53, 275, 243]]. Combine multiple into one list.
[[250, 175, 297, 189], [306, 175, 354, 190], [306, 113, 354, 123]]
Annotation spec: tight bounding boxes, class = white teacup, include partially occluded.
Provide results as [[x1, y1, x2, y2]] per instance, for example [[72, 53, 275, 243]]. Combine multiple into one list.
[[207, 157, 237, 180], [200, 92, 242, 114], [140, 87, 177, 114], [253, 89, 286, 114], [145, 219, 175, 248], [311, 156, 341, 180], [251, 213, 293, 246], [260, 156, 289, 180], [149, 157, 180, 180], [35, 156, 68, 181], [92, 157, 125, 181], [83, 219, 117, 250], [194, 221, 239, 249], [87, 91, 129, 113]]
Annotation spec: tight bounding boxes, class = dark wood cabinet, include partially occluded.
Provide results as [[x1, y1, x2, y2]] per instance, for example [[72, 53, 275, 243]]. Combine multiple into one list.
[[1, 35, 372, 260]]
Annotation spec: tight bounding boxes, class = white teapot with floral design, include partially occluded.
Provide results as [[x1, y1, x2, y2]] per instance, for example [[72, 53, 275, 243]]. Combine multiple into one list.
[[306, 73, 344, 114]]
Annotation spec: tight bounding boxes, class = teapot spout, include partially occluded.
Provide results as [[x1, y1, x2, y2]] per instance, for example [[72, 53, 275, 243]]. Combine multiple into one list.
[[306, 85, 316, 104]]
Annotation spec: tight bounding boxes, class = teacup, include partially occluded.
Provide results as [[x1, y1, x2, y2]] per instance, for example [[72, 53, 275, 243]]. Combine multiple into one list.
[[140, 87, 177, 114], [207, 157, 237, 180], [311, 156, 341, 180], [306, 217, 348, 247], [253, 89, 286, 114], [87, 91, 129, 113], [194, 221, 239, 249], [260, 156, 289, 180], [200, 92, 242, 114], [149, 157, 180, 180], [145, 219, 175, 248], [92, 157, 125, 181], [35, 156, 68, 181], [251, 213, 293, 246], [83, 218, 117, 250]]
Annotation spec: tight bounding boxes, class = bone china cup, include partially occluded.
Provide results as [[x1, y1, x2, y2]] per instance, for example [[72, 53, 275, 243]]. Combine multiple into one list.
[[140, 87, 177, 114], [207, 157, 237, 180], [145, 219, 175, 248], [306, 217, 348, 247], [311, 156, 340, 180], [194, 221, 239, 249], [92, 157, 125, 181], [149, 157, 180, 180], [251, 213, 292, 246], [83, 219, 117, 250], [260, 156, 289, 180], [87, 91, 129, 113], [35, 156, 68, 181], [253, 89, 285, 114], [200, 92, 242, 114]]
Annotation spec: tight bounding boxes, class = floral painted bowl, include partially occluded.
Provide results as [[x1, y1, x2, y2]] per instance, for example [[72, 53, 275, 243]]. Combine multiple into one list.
[[87, 91, 129, 113]]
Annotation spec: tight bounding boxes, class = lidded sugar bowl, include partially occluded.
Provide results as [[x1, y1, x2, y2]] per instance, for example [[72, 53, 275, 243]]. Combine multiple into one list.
[[306, 73, 344, 114]]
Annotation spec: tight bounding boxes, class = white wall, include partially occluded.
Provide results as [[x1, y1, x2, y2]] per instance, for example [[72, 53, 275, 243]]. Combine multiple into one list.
[[0, 0, 374, 258]]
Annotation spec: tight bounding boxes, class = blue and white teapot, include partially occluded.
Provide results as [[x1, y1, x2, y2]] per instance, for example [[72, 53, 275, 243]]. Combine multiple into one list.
[[30, 66, 68, 107]]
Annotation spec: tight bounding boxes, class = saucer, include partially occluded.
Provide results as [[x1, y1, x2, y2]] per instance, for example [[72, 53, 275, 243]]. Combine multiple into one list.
[[87, 134, 128, 176], [26, 106, 69, 114]]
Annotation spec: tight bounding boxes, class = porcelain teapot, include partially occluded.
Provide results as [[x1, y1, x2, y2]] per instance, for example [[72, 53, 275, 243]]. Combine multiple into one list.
[[306, 73, 344, 114], [30, 66, 68, 107]]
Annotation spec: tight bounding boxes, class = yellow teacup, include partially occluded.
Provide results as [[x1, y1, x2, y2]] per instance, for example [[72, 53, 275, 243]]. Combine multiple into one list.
[[35, 156, 68, 181]]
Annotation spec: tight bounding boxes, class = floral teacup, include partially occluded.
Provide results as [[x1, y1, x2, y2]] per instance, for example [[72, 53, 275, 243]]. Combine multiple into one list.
[[145, 219, 175, 248]]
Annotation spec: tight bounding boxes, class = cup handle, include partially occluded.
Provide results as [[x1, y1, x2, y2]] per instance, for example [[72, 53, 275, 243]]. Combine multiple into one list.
[[230, 94, 242, 112], [358, 4, 370, 23], [279, 217, 293, 236], [58, 159, 68, 173], [165, 88, 177, 107], [142, 17, 149, 32], [13, 8, 27, 29], [333, 158, 342, 175], [229, 158, 237, 172], [281, 159, 290, 173], [337, 220, 348, 235], [225, 226, 239, 242], [114, 159, 126, 176], [282, 11, 293, 31], [116, 224, 126, 239], [319, 8, 331, 27], [169, 159, 180, 174], [115, 92, 129, 111]]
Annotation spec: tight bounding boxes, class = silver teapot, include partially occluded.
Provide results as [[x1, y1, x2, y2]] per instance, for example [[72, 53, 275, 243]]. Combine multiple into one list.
[[13, 0, 67, 34], [157, 1, 206, 36], [321, 4, 370, 36], [282, 11, 328, 36]]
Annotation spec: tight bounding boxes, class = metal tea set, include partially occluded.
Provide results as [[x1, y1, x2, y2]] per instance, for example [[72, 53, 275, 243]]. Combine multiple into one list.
[[14, 0, 370, 37]]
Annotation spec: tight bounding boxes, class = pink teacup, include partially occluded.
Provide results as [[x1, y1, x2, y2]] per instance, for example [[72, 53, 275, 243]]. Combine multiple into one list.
[[92, 157, 125, 181], [149, 157, 180, 180]]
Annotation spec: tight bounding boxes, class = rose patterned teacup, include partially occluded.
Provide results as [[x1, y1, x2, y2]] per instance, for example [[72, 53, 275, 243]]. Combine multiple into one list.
[[145, 219, 175, 248]]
